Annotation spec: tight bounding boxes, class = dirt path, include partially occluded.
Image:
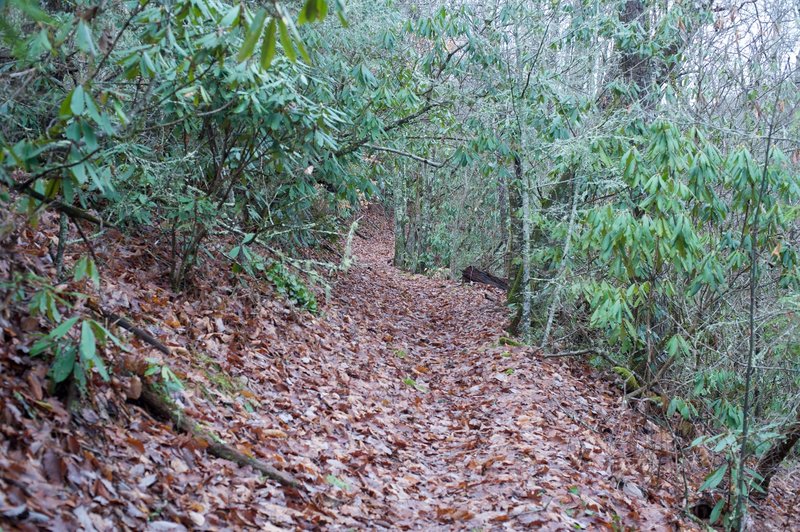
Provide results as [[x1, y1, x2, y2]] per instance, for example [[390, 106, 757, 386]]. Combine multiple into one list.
[[7, 209, 799, 530], [0, 209, 687, 530], [319, 214, 683, 529]]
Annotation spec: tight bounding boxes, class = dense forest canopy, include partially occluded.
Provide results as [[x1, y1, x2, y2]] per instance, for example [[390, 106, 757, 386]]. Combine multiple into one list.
[[2, 0, 800, 528]]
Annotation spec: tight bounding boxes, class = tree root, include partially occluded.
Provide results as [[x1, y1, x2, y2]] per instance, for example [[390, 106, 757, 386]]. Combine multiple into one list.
[[499, 336, 524, 347], [87, 302, 303, 490], [139, 384, 302, 490], [542, 348, 647, 395]]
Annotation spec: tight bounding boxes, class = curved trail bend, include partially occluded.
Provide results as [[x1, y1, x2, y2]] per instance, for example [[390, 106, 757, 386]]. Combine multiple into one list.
[[316, 212, 679, 530]]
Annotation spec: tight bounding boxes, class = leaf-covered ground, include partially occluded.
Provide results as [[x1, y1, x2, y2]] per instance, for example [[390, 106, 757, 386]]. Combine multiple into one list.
[[1, 206, 799, 530]]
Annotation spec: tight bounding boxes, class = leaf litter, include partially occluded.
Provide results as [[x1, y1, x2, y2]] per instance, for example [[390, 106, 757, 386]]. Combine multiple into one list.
[[1, 207, 798, 530]]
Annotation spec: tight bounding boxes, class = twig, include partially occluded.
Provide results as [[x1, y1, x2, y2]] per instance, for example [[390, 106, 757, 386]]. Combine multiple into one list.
[[12, 147, 103, 192], [71, 217, 101, 277], [7, 186, 117, 228], [335, 102, 440, 158], [626, 352, 677, 399], [139, 386, 302, 489], [543, 348, 598, 358], [88, 3, 147, 83], [55, 213, 69, 281], [363, 144, 446, 168], [87, 301, 171, 356]]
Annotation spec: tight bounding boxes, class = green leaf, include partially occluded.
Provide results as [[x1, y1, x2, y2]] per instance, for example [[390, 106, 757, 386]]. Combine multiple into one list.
[[76, 20, 96, 55], [79, 320, 109, 380], [51, 316, 80, 340], [712, 433, 736, 453], [238, 8, 267, 63], [93, 350, 109, 380], [8, 0, 56, 24], [277, 18, 296, 62], [325, 474, 350, 490], [141, 51, 156, 76], [73, 362, 87, 392], [260, 19, 277, 69], [73, 255, 89, 282], [59, 90, 74, 119], [622, 148, 636, 180], [80, 320, 96, 363], [284, 15, 311, 63], [31, 316, 80, 356], [51, 346, 76, 383], [89, 320, 129, 351], [88, 257, 100, 287], [299, 0, 321, 24], [84, 91, 103, 126], [698, 463, 728, 492], [709, 498, 725, 524], [335, 0, 348, 27], [317, 0, 329, 20], [667, 397, 677, 417], [45, 291, 61, 322], [70, 163, 87, 184], [220, 5, 241, 28], [666, 334, 689, 358], [70, 85, 86, 116]]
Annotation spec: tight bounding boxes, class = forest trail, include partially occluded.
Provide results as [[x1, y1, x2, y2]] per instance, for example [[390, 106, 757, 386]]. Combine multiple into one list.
[[5, 1, 800, 529], [0, 208, 692, 530], [317, 209, 684, 529]]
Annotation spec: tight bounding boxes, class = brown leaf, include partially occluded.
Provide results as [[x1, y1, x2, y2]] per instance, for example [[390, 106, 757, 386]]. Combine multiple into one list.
[[126, 376, 142, 400], [138, 473, 158, 489], [42, 450, 64, 484], [169, 458, 189, 474], [126, 437, 145, 454], [27, 372, 43, 401], [261, 429, 288, 439]]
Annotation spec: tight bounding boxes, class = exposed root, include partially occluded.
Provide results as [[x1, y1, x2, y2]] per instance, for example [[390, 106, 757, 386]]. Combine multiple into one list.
[[88, 303, 303, 490], [139, 384, 302, 490]]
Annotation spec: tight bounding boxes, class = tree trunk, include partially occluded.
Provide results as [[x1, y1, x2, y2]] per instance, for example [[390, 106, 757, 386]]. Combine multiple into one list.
[[519, 156, 532, 340], [393, 162, 408, 269], [498, 166, 510, 276], [619, 0, 649, 94], [507, 155, 525, 335]]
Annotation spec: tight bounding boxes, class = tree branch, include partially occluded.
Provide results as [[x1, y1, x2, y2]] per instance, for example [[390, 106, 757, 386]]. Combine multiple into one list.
[[334, 102, 440, 158], [363, 144, 446, 168]]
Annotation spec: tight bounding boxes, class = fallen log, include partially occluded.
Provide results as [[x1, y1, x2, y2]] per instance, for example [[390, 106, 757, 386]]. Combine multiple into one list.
[[462, 266, 509, 291]]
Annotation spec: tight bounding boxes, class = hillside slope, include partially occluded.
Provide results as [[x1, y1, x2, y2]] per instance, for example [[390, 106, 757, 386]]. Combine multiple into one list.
[[1, 207, 797, 530]]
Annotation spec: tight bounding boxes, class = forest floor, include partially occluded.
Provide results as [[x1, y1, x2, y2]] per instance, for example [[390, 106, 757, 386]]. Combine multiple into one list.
[[1, 205, 799, 530]]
